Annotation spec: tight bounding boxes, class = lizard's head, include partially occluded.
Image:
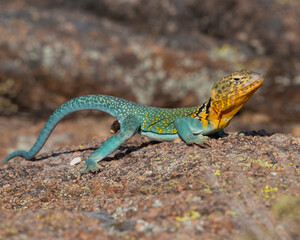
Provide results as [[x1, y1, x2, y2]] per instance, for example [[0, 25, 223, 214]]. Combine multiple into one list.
[[210, 70, 264, 118]]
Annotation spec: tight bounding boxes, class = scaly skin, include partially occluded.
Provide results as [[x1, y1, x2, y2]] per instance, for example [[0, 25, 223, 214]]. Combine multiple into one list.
[[1, 70, 264, 173]]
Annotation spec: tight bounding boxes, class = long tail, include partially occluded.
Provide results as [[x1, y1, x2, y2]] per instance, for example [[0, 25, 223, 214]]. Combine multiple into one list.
[[2, 95, 136, 163]]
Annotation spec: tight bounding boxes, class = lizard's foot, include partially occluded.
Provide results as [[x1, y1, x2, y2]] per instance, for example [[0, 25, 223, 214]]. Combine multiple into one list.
[[81, 159, 102, 174], [185, 135, 209, 146], [193, 135, 209, 146]]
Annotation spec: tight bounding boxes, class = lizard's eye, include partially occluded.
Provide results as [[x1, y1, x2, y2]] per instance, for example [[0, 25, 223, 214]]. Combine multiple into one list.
[[233, 78, 240, 81]]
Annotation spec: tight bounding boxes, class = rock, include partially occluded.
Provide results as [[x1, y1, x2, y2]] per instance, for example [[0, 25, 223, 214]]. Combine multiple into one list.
[[0, 0, 299, 122], [70, 157, 82, 166], [0, 133, 299, 239]]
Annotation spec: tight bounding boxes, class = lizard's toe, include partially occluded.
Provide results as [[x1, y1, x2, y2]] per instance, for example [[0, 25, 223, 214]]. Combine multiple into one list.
[[194, 135, 209, 145], [197, 141, 210, 148]]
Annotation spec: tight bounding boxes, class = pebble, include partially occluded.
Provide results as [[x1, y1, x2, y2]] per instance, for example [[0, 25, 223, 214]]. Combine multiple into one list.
[[152, 199, 163, 207], [3, 184, 11, 189], [70, 157, 82, 166]]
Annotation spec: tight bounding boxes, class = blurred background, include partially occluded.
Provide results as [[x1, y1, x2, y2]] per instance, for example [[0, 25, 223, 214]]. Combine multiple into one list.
[[0, 0, 299, 156]]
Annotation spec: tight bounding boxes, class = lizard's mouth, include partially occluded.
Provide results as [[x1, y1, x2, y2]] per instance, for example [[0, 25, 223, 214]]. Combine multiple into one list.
[[242, 72, 264, 89]]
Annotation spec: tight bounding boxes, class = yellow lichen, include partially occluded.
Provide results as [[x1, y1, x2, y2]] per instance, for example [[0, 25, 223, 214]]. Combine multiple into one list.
[[261, 185, 278, 199], [175, 210, 201, 222], [204, 187, 213, 194]]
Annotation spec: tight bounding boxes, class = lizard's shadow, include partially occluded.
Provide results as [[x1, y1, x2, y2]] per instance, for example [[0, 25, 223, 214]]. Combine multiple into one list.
[[31, 129, 271, 162], [32, 140, 160, 162], [238, 129, 273, 137]]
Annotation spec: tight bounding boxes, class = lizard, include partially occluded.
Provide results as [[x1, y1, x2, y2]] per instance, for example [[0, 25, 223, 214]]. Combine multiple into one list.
[[1, 70, 264, 174]]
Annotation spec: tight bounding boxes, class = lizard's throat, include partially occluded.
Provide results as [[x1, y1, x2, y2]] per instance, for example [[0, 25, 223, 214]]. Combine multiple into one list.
[[208, 102, 245, 129]]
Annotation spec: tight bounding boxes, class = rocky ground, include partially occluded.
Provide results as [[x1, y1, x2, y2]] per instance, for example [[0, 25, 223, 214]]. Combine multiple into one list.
[[0, 115, 300, 240]]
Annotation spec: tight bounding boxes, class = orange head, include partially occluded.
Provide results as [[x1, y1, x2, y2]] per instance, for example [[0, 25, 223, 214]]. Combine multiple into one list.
[[210, 70, 264, 128]]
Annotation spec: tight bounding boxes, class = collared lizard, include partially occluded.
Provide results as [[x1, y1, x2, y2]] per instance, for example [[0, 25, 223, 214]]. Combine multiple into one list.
[[1, 70, 264, 173]]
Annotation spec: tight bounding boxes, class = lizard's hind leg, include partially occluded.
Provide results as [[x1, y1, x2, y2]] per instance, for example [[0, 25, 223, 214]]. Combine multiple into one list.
[[81, 115, 141, 173]]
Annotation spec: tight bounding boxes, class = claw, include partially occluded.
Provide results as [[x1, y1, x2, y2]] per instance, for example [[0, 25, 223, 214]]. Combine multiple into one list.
[[194, 140, 210, 148], [199, 142, 211, 148]]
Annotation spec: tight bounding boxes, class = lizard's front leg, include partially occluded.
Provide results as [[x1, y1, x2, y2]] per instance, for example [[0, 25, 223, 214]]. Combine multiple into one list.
[[174, 116, 209, 145], [81, 115, 141, 173]]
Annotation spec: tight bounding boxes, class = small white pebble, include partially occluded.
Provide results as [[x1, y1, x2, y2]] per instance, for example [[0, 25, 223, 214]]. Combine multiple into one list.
[[271, 172, 277, 176], [152, 200, 163, 207], [70, 157, 82, 166]]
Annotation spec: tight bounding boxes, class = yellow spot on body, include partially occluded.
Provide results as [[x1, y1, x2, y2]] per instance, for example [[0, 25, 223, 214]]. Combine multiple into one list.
[[190, 107, 200, 118], [158, 129, 164, 134], [142, 120, 147, 129], [202, 118, 209, 129]]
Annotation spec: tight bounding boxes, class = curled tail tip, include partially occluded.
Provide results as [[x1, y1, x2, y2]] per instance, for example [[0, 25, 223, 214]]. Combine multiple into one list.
[[2, 155, 14, 163], [2, 157, 10, 163], [2, 150, 28, 163]]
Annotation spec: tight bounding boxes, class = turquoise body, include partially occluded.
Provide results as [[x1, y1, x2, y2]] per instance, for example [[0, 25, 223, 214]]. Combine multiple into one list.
[[2, 95, 215, 173]]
